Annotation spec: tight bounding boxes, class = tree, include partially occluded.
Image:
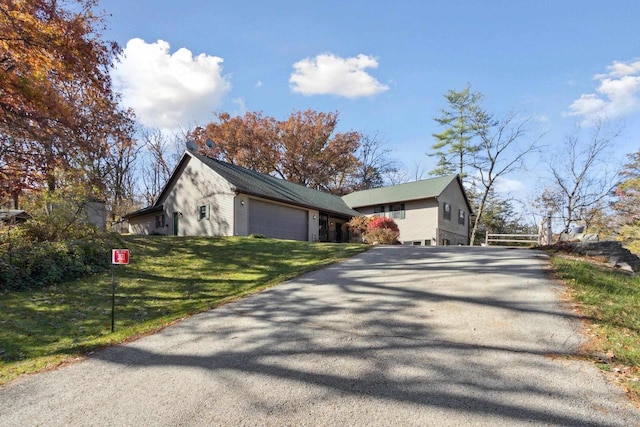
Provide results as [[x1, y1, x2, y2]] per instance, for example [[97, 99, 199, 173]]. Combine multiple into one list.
[[429, 85, 491, 178], [611, 150, 640, 253], [190, 110, 362, 195], [0, 0, 132, 207], [537, 120, 621, 234], [351, 132, 398, 190], [468, 112, 541, 245], [140, 129, 182, 206]]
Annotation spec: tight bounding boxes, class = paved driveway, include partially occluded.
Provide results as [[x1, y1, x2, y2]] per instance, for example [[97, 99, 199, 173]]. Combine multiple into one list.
[[2, 246, 640, 426]]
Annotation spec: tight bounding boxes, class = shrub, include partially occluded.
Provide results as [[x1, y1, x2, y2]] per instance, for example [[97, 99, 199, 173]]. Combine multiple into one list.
[[0, 224, 122, 292], [367, 216, 400, 233], [345, 216, 371, 242], [364, 228, 400, 245], [363, 216, 400, 245]]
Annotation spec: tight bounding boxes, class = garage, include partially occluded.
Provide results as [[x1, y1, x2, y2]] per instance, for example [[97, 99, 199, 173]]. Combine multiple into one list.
[[248, 199, 308, 241]]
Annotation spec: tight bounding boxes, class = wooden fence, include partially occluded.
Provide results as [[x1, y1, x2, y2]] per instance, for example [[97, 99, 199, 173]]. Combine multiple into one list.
[[485, 233, 539, 246]]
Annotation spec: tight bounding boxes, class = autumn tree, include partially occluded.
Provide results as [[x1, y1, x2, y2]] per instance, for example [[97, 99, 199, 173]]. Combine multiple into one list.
[[611, 150, 640, 253], [0, 0, 133, 208], [430, 85, 491, 178], [191, 110, 362, 194], [536, 120, 621, 234]]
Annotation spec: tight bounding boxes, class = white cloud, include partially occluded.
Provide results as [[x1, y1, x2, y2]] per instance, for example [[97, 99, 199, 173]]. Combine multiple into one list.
[[289, 53, 389, 98], [493, 176, 526, 194], [568, 58, 640, 120], [112, 38, 231, 130]]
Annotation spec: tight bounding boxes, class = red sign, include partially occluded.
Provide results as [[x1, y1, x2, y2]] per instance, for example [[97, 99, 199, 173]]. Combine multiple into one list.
[[112, 249, 130, 265]]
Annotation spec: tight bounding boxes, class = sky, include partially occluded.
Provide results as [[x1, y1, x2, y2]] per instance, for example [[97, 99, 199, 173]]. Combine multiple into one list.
[[103, 0, 640, 202]]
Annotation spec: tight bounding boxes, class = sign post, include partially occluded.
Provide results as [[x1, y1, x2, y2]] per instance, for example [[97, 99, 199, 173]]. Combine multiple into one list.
[[111, 249, 129, 332]]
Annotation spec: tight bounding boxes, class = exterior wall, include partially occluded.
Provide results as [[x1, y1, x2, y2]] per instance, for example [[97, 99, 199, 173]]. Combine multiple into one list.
[[355, 199, 439, 245], [128, 212, 159, 235], [436, 180, 470, 245], [84, 201, 106, 229], [163, 157, 236, 236]]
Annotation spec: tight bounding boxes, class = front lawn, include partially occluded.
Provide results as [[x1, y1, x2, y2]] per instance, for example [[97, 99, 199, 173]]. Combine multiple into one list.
[[550, 255, 640, 399], [0, 236, 368, 384]]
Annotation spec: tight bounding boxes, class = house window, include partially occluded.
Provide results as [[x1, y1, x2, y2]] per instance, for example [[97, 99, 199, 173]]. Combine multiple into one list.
[[373, 205, 385, 214], [155, 214, 165, 228], [389, 203, 406, 220], [443, 202, 451, 221], [198, 204, 210, 221], [458, 209, 466, 225]]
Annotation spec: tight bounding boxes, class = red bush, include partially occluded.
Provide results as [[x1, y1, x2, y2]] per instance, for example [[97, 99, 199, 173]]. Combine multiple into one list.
[[367, 216, 399, 233]]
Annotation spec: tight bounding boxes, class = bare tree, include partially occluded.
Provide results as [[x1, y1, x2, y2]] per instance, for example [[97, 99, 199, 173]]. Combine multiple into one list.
[[469, 112, 542, 245], [538, 119, 621, 234], [140, 129, 180, 206], [353, 132, 399, 190]]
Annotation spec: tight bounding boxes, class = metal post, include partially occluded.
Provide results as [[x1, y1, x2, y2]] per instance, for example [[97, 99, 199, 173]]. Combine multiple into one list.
[[546, 215, 553, 245], [111, 264, 116, 332]]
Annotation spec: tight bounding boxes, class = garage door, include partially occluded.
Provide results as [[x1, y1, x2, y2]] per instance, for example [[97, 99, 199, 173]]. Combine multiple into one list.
[[248, 199, 308, 241]]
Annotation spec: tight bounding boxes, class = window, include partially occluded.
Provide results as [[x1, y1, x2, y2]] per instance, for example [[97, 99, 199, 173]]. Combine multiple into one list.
[[198, 204, 210, 221], [443, 202, 451, 220], [389, 203, 406, 220], [155, 214, 165, 228], [373, 205, 385, 214], [458, 209, 466, 225]]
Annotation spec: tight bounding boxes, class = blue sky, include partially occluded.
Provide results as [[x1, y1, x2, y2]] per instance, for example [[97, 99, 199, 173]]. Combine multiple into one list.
[[104, 0, 640, 195]]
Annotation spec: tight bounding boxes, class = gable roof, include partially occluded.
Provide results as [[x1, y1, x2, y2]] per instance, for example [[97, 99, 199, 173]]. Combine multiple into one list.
[[342, 174, 472, 212], [141, 150, 360, 218]]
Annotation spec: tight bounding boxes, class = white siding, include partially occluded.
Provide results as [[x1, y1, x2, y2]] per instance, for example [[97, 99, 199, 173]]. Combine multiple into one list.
[[163, 157, 236, 237], [356, 199, 439, 245]]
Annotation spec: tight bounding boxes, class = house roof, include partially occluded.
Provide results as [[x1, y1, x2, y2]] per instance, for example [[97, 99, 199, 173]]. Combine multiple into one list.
[[123, 204, 164, 220], [189, 151, 361, 218], [0, 209, 32, 221], [342, 174, 472, 212]]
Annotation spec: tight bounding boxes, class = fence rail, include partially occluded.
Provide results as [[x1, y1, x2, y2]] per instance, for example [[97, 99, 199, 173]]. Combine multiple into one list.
[[485, 233, 539, 246]]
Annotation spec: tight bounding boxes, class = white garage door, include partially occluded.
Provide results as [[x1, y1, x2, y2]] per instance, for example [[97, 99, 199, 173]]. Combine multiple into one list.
[[248, 199, 308, 241]]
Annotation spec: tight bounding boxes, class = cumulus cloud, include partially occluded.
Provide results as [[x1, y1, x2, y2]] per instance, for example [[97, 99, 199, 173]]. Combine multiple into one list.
[[493, 176, 526, 193], [112, 38, 231, 129], [568, 59, 640, 120], [289, 53, 389, 98]]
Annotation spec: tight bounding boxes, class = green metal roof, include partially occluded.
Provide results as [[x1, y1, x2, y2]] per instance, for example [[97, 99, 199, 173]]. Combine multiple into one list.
[[342, 175, 461, 208], [191, 152, 361, 218]]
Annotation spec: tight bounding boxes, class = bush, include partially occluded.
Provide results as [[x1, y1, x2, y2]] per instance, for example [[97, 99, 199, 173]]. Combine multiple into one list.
[[364, 227, 400, 245], [0, 224, 122, 292], [367, 216, 399, 234], [345, 216, 371, 242], [345, 215, 401, 245]]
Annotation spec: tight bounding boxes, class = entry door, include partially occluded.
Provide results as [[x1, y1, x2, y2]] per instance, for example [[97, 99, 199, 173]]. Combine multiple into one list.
[[172, 212, 179, 236]]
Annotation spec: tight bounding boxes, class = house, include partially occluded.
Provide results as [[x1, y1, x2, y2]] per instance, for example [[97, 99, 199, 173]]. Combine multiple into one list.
[[0, 209, 32, 225], [124, 150, 361, 242], [342, 175, 472, 246]]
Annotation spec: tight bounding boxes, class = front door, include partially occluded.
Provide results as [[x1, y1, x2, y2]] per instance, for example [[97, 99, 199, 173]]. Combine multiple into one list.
[[172, 212, 179, 236]]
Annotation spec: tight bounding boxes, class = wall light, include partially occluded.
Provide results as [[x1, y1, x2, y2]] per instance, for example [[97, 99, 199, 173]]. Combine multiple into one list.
[[240, 200, 245, 206], [313, 215, 317, 220]]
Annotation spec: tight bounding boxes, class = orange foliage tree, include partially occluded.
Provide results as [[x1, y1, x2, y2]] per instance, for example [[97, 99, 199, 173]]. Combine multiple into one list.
[[0, 0, 134, 208], [190, 110, 363, 195]]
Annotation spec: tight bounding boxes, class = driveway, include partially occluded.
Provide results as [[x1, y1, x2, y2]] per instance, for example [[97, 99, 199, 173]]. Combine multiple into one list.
[[1, 246, 639, 426]]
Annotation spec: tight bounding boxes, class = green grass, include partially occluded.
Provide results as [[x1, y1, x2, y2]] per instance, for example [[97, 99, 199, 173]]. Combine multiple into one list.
[[550, 255, 640, 397], [0, 236, 369, 384]]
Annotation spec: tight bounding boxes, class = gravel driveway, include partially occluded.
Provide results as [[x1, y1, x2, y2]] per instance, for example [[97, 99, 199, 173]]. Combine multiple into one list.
[[1, 246, 639, 426]]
